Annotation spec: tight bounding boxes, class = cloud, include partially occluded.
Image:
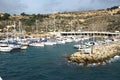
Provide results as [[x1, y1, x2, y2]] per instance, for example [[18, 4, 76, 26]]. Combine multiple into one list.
[[0, 0, 120, 14], [0, 0, 26, 14], [35, 0, 120, 14]]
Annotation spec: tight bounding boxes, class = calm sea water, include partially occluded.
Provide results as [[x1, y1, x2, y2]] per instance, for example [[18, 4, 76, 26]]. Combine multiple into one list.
[[0, 42, 120, 80]]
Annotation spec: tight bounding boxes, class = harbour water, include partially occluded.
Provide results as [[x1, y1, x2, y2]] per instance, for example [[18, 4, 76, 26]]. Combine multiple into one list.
[[0, 42, 120, 80]]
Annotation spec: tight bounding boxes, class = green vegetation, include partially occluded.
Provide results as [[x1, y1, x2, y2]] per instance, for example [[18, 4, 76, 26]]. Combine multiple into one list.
[[107, 15, 120, 32], [21, 14, 49, 26], [0, 13, 10, 20], [0, 6, 120, 33]]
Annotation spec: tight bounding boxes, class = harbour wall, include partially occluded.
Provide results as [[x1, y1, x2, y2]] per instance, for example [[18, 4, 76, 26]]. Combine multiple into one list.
[[67, 42, 120, 66]]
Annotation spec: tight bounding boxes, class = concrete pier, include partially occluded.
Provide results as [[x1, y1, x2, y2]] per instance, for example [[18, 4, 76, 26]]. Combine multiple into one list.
[[67, 42, 120, 66]]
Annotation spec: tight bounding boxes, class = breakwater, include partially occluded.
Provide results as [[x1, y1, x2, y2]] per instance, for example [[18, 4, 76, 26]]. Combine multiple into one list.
[[67, 42, 120, 66]]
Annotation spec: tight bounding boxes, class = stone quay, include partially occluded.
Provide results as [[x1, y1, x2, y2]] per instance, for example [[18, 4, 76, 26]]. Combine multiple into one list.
[[67, 42, 120, 66]]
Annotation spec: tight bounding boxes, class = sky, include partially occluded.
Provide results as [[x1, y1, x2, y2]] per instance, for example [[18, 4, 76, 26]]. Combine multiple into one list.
[[0, 0, 120, 14]]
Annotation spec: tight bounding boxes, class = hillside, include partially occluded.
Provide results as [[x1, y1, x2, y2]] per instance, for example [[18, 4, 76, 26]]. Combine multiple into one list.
[[0, 6, 120, 33]]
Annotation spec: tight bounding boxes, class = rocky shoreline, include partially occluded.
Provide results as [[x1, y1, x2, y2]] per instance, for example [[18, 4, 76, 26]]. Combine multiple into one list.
[[66, 42, 120, 66]]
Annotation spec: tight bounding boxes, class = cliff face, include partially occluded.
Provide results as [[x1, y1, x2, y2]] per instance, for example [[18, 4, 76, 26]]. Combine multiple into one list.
[[0, 6, 120, 33], [52, 6, 120, 32]]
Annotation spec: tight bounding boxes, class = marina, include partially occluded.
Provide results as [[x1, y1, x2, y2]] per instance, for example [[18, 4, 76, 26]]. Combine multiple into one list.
[[1, 28, 120, 80], [0, 38, 120, 80], [1, 1, 120, 80]]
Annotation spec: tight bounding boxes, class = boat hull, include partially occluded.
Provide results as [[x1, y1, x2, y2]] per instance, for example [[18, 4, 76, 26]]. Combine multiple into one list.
[[0, 46, 13, 52]]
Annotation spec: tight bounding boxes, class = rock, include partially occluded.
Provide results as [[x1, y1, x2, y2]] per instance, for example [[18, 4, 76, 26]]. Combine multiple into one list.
[[67, 42, 120, 66]]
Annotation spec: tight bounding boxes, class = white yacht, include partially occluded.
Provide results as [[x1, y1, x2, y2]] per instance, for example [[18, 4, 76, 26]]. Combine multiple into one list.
[[20, 45, 28, 49], [29, 42, 44, 47], [78, 48, 91, 54], [0, 76, 2, 80], [44, 41, 56, 45], [0, 42, 13, 52], [56, 39, 65, 44], [64, 37, 73, 43]]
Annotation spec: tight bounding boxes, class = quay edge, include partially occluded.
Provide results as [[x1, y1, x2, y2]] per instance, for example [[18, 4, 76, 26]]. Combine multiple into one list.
[[66, 42, 120, 66]]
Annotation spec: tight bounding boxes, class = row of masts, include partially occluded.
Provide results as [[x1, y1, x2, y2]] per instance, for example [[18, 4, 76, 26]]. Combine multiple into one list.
[[2, 15, 84, 34]]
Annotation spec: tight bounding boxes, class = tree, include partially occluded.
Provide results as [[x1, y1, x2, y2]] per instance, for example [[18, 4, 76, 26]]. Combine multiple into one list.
[[4, 13, 10, 20], [0, 13, 10, 20], [21, 12, 27, 16]]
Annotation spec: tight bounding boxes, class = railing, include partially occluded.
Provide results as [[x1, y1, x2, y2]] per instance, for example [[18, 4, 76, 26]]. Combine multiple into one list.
[[60, 31, 120, 36]]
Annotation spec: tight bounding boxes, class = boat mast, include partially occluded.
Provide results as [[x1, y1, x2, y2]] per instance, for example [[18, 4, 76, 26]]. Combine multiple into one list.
[[35, 20, 39, 37], [18, 21, 22, 35], [70, 20, 71, 32], [91, 34, 94, 54], [53, 13, 56, 37], [35, 20, 38, 34]]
